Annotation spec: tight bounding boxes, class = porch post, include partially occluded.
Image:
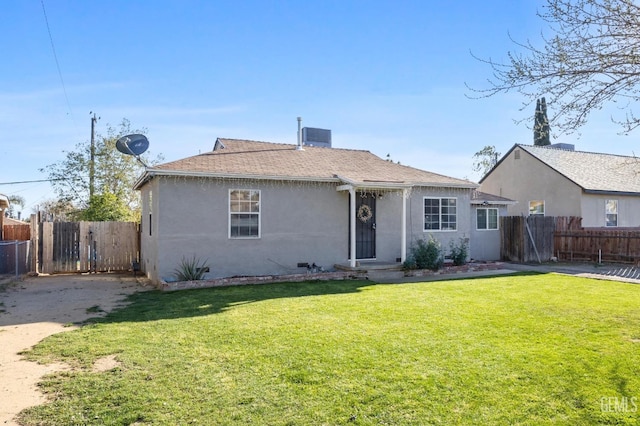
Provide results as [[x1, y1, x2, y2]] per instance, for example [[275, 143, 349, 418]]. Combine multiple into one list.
[[349, 187, 357, 267], [401, 188, 407, 263]]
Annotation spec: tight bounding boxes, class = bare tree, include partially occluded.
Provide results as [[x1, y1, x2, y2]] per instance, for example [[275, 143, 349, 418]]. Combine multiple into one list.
[[469, 0, 640, 136]]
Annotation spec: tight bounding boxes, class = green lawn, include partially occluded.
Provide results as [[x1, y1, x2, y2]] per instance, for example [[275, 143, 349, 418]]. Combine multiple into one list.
[[19, 273, 640, 425]]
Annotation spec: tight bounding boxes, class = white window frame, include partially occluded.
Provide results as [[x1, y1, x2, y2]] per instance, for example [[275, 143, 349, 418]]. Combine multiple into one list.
[[423, 197, 457, 232], [529, 200, 545, 216], [229, 189, 261, 239], [476, 207, 499, 231], [605, 199, 618, 227]]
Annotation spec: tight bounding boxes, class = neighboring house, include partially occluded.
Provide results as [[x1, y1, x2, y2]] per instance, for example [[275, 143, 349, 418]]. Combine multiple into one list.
[[479, 143, 640, 227], [3, 217, 27, 226], [470, 190, 516, 261], [134, 138, 505, 283]]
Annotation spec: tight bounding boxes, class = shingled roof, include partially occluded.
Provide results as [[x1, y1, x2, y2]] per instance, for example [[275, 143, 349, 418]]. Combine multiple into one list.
[[514, 144, 640, 194], [135, 138, 476, 189]]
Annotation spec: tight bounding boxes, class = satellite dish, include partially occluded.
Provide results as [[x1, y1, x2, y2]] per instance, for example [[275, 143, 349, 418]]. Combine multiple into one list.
[[116, 134, 149, 167], [116, 134, 149, 156]]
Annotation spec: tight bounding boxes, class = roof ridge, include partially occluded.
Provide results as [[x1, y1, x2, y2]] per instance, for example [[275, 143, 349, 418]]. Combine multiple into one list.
[[518, 143, 637, 159], [217, 138, 373, 154]]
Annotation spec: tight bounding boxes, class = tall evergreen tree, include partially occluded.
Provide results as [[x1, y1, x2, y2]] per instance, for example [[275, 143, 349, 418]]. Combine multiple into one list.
[[534, 97, 551, 146]]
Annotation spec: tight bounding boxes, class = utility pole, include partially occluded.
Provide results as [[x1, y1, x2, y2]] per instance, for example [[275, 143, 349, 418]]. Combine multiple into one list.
[[89, 112, 99, 199]]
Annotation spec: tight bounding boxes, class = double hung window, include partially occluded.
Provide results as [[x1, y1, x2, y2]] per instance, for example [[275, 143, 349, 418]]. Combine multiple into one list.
[[477, 208, 498, 230], [229, 190, 260, 238]]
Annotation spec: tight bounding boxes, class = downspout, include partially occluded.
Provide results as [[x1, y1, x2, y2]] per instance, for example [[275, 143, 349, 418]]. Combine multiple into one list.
[[349, 187, 356, 267], [401, 188, 407, 263]]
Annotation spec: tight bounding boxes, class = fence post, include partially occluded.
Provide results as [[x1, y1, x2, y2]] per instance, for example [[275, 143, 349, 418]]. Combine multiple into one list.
[[14, 241, 18, 279]]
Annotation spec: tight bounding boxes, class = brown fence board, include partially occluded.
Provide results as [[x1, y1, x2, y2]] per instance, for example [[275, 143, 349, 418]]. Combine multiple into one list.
[[554, 227, 640, 263], [3, 225, 31, 241], [501, 216, 557, 262]]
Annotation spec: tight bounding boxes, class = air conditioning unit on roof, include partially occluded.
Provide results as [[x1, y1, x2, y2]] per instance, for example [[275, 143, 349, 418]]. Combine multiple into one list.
[[302, 127, 331, 148]]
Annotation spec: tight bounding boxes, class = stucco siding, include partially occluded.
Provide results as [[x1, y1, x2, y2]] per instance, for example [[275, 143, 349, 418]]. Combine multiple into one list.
[[139, 176, 480, 282], [481, 148, 582, 217], [373, 192, 404, 262], [581, 194, 640, 227], [140, 179, 160, 282], [469, 205, 508, 261], [148, 177, 350, 280], [406, 187, 473, 259]]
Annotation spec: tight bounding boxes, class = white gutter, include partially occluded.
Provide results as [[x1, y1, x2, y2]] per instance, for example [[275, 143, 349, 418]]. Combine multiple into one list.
[[134, 169, 341, 190], [134, 170, 478, 191]]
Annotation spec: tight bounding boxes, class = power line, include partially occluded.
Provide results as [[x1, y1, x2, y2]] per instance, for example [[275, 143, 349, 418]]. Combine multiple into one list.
[[0, 179, 65, 185], [40, 0, 73, 119]]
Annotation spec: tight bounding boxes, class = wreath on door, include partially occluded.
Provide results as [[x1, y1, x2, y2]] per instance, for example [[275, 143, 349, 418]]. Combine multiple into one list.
[[357, 204, 373, 223]]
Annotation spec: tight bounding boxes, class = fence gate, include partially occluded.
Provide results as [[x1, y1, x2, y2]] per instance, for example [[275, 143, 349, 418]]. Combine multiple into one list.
[[39, 221, 139, 274], [501, 216, 556, 263]]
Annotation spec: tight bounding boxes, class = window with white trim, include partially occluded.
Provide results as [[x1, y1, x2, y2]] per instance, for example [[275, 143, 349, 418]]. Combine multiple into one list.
[[605, 199, 618, 227], [477, 208, 498, 230], [229, 189, 260, 238], [529, 200, 545, 215], [424, 197, 457, 231]]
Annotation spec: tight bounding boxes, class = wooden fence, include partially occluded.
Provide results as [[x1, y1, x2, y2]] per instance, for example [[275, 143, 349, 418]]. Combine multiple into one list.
[[501, 215, 640, 264], [3, 224, 31, 241], [37, 221, 139, 274], [501, 216, 557, 262], [554, 222, 640, 264]]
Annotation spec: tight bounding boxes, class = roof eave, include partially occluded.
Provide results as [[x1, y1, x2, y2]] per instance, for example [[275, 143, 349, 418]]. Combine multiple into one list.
[[583, 189, 640, 197], [133, 169, 341, 189]]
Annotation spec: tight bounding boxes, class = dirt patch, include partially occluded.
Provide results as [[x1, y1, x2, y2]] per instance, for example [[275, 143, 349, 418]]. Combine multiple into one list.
[[0, 273, 148, 425], [92, 354, 122, 372]]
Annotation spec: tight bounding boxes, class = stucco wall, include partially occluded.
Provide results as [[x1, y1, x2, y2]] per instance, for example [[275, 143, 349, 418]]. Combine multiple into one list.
[[469, 205, 508, 261], [139, 179, 160, 282], [405, 187, 473, 260], [581, 193, 640, 227], [139, 176, 480, 282], [142, 177, 417, 281], [480, 148, 583, 217]]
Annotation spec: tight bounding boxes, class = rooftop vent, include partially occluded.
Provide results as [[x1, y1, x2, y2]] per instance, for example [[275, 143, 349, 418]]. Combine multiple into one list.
[[302, 127, 332, 148], [549, 143, 575, 151]]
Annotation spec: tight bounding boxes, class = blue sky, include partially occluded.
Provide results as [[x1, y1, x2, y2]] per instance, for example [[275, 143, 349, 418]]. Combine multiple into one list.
[[1, 1, 636, 216]]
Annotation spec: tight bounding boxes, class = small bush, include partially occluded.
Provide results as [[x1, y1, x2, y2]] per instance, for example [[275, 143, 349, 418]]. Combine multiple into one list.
[[173, 256, 210, 281], [404, 236, 443, 271], [449, 238, 469, 266]]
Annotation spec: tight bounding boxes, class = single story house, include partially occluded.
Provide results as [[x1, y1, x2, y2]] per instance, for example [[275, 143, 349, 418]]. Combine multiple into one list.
[[134, 138, 507, 283], [479, 143, 640, 227]]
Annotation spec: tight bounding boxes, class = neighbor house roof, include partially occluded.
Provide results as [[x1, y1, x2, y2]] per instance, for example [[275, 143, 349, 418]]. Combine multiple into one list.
[[482, 144, 640, 195], [3, 217, 27, 226], [471, 190, 516, 206], [135, 139, 477, 190]]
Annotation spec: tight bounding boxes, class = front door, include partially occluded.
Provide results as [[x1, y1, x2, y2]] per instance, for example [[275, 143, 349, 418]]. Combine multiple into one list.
[[350, 192, 376, 259]]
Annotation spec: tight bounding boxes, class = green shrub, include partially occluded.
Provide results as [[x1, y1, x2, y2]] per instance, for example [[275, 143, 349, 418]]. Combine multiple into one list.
[[173, 256, 210, 281], [449, 238, 469, 266], [404, 236, 443, 271]]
